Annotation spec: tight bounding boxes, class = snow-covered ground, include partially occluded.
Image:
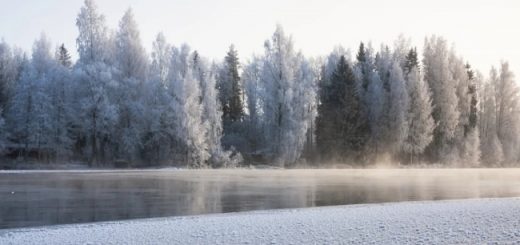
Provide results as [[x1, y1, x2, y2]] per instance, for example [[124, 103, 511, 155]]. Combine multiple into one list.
[[1, 198, 519, 244]]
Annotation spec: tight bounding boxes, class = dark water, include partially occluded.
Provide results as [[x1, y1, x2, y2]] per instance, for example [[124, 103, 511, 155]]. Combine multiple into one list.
[[1, 169, 519, 229]]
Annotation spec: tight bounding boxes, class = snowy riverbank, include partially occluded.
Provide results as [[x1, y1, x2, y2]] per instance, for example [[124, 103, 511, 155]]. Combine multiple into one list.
[[1, 198, 519, 244]]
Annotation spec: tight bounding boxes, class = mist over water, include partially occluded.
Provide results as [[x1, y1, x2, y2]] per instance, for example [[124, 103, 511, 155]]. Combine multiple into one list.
[[1, 169, 519, 229]]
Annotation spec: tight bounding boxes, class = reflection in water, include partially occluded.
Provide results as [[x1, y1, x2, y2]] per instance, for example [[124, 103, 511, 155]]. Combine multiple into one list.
[[0, 169, 519, 229]]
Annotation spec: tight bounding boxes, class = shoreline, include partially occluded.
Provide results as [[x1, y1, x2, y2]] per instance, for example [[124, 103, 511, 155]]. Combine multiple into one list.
[[2, 167, 520, 174], [2, 198, 519, 244]]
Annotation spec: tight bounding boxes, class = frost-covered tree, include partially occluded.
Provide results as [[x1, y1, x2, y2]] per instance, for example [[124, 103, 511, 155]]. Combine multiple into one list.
[[462, 65, 481, 167], [112, 8, 149, 160], [403, 66, 434, 164], [422, 36, 460, 163], [383, 62, 409, 156], [375, 45, 393, 89], [451, 58, 481, 167], [365, 70, 384, 159], [291, 56, 318, 163], [46, 44, 75, 159], [355, 42, 382, 160], [168, 45, 209, 167], [450, 54, 471, 136], [494, 62, 519, 164], [76, 0, 108, 64], [115, 8, 147, 81], [7, 60, 34, 157], [8, 35, 54, 159], [260, 25, 317, 165], [74, 63, 118, 164], [460, 127, 480, 167], [150, 32, 171, 86], [0, 40, 22, 111], [392, 35, 412, 72], [195, 58, 221, 164], [241, 57, 263, 152], [192, 53, 241, 167], [75, 0, 117, 164], [479, 70, 504, 166], [4, 3, 520, 168], [141, 33, 171, 163]]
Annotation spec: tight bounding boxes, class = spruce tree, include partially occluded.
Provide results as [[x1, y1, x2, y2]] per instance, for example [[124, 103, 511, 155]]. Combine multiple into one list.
[[56, 44, 72, 68], [226, 45, 243, 122], [466, 63, 478, 131], [356, 42, 369, 90], [404, 48, 418, 75], [218, 45, 243, 123], [317, 55, 368, 162], [356, 42, 366, 63]]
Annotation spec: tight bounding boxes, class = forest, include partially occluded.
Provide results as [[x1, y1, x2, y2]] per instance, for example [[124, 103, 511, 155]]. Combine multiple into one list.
[[0, 0, 518, 168]]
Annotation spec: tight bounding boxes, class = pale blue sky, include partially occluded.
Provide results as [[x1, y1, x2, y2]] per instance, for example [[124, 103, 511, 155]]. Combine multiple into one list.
[[1, 0, 519, 75]]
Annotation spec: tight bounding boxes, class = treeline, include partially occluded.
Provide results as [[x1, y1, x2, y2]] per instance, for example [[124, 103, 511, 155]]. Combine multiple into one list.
[[0, 0, 518, 167]]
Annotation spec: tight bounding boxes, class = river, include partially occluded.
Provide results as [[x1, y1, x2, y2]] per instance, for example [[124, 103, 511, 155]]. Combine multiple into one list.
[[1, 168, 519, 229]]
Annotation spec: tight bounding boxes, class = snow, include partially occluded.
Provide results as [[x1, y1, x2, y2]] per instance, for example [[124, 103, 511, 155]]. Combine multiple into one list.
[[1, 198, 519, 244]]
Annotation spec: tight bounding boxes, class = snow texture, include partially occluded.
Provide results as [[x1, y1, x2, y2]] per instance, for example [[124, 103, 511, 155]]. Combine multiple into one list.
[[1, 198, 519, 244]]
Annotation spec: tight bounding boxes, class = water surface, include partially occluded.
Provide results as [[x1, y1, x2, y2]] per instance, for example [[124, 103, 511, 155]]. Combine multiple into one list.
[[1, 168, 519, 229]]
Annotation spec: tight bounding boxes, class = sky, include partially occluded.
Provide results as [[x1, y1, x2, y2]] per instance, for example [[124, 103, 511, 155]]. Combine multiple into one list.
[[1, 0, 519, 77]]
